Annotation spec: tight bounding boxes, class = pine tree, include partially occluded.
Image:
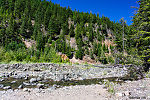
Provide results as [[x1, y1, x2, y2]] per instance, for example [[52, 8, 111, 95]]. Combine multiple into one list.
[[5, 14, 16, 44], [27, 16, 33, 37], [20, 16, 26, 37], [36, 31, 44, 51], [33, 21, 40, 40], [69, 24, 75, 37], [44, 6, 51, 30], [98, 43, 102, 57], [88, 23, 94, 42], [132, 0, 150, 66], [62, 22, 69, 35], [93, 42, 98, 56]]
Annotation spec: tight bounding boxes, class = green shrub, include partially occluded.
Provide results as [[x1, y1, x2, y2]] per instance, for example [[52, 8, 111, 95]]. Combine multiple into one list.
[[107, 56, 115, 64], [14, 49, 27, 61], [115, 52, 143, 65], [6, 42, 25, 51], [0, 47, 5, 61], [4, 51, 14, 63], [30, 56, 38, 62]]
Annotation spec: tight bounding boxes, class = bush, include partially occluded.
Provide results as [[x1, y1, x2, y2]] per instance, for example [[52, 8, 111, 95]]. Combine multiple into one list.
[[6, 41, 25, 51], [115, 52, 143, 65], [107, 56, 115, 64], [14, 49, 27, 61], [30, 56, 38, 62], [49, 47, 61, 63], [4, 51, 15, 63], [0, 47, 5, 62]]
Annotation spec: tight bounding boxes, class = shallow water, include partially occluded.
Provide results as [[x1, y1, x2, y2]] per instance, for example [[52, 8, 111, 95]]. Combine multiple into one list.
[[0, 76, 133, 90]]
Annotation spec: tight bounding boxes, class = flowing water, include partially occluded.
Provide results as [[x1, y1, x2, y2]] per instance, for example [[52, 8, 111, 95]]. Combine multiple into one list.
[[0, 76, 133, 90]]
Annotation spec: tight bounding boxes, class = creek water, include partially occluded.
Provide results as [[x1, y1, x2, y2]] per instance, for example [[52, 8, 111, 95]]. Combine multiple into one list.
[[0, 76, 133, 90]]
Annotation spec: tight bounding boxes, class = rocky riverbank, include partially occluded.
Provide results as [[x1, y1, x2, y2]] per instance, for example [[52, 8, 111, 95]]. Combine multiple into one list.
[[0, 63, 148, 100], [0, 63, 142, 80], [0, 63, 145, 90]]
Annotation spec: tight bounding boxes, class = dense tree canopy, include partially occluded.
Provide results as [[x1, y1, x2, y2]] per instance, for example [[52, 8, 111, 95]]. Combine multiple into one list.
[[0, 0, 141, 64]]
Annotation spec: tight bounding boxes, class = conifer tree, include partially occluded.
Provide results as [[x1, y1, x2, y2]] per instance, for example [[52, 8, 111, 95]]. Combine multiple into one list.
[[132, 0, 150, 66], [27, 16, 33, 37], [98, 43, 102, 57], [69, 24, 75, 37], [62, 22, 69, 35], [20, 16, 26, 36], [36, 31, 44, 51]]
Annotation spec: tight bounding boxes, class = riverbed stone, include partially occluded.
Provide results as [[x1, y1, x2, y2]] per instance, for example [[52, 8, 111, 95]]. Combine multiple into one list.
[[0, 78, 4, 82], [18, 84, 24, 89], [116, 92, 123, 97], [11, 81, 16, 84], [24, 76, 29, 80], [37, 83, 44, 89], [23, 82, 30, 86], [23, 88, 29, 92], [37, 77, 43, 81], [0, 84, 4, 88], [3, 86, 11, 89], [30, 78, 37, 83]]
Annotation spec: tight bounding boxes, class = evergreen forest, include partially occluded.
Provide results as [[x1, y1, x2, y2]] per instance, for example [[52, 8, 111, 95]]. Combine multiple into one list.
[[0, 0, 149, 69]]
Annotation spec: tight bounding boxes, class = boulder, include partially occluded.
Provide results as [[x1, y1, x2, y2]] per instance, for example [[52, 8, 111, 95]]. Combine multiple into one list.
[[0, 84, 4, 88], [30, 78, 37, 83], [18, 84, 24, 89], [3, 86, 11, 89], [37, 83, 44, 89]]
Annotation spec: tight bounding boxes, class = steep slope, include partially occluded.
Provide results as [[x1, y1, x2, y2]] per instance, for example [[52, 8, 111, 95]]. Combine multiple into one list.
[[0, 0, 133, 64]]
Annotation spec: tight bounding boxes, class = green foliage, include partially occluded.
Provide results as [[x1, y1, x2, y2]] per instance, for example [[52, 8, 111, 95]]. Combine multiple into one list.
[[103, 80, 115, 94], [107, 56, 114, 64], [5, 41, 25, 51], [75, 47, 84, 60], [132, 0, 150, 66], [0, 47, 5, 62], [115, 52, 143, 65], [0, 0, 139, 64], [90, 49, 94, 60], [14, 48, 27, 61], [4, 51, 14, 63], [69, 24, 75, 37], [40, 46, 61, 63], [99, 50, 108, 64], [36, 31, 44, 51], [85, 46, 89, 55]]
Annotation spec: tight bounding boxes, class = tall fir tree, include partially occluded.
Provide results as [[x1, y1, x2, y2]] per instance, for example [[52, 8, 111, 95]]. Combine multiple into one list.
[[132, 0, 150, 67]]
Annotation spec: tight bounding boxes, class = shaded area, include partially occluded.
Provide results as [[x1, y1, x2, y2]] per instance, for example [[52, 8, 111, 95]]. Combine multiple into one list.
[[0, 76, 134, 90]]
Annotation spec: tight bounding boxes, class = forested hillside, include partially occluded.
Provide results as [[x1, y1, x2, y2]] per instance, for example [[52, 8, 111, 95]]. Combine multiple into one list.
[[0, 0, 149, 66]]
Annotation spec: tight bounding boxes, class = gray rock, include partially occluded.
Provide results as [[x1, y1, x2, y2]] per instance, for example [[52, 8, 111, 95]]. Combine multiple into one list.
[[18, 84, 24, 89], [13, 75, 22, 79], [23, 88, 29, 92], [3, 86, 11, 89], [0, 84, 4, 88], [124, 91, 131, 96], [49, 86, 56, 90], [37, 83, 44, 89], [24, 76, 29, 80], [30, 78, 37, 83], [23, 82, 31, 86], [11, 81, 16, 83], [37, 77, 43, 81], [0, 78, 4, 82], [98, 81, 103, 84], [30, 83, 37, 86], [116, 92, 123, 97]]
